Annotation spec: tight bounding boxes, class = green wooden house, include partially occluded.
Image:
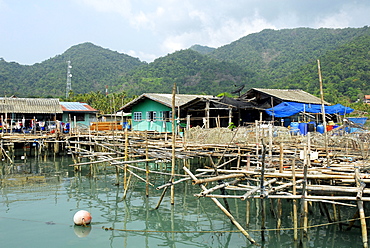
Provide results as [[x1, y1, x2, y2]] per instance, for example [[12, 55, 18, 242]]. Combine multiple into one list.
[[119, 93, 214, 132], [60, 102, 98, 128]]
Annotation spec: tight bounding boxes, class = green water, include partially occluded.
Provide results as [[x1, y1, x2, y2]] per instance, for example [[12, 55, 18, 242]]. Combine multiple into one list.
[[0, 154, 365, 247]]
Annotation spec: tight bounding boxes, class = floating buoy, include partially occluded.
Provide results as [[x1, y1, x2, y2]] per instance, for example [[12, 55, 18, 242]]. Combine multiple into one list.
[[73, 210, 92, 226]]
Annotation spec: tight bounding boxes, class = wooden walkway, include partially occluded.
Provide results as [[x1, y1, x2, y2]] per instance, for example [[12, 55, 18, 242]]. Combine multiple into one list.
[[1, 125, 370, 247]]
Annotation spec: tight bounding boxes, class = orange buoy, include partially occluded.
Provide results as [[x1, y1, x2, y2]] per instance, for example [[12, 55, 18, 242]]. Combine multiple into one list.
[[73, 210, 92, 226]]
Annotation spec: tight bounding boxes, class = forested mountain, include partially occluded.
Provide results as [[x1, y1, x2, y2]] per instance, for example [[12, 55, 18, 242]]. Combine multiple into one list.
[[273, 33, 370, 103], [117, 26, 370, 101], [209, 27, 370, 83], [116, 49, 258, 96], [0, 26, 369, 107], [0, 42, 145, 97], [189, 44, 215, 55]]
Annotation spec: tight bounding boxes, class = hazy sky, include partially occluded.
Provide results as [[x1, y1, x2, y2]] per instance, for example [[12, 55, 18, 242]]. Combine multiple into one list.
[[0, 0, 369, 65]]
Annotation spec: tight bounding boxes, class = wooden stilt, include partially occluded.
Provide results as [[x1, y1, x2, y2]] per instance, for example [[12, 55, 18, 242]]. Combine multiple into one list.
[[145, 131, 149, 197], [183, 166, 258, 245], [170, 84, 176, 205], [292, 158, 298, 241], [279, 142, 284, 173], [122, 173, 132, 200], [356, 168, 368, 248], [155, 185, 169, 209]]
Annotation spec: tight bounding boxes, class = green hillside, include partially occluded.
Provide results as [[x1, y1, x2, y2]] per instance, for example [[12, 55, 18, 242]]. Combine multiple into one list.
[[189, 44, 215, 55], [117, 49, 258, 96], [209, 27, 370, 82], [273, 34, 370, 103], [0, 42, 145, 97]]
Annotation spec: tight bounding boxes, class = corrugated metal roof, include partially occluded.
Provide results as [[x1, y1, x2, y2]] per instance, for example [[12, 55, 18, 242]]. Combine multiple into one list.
[[120, 93, 214, 111], [242, 88, 330, 105], [60, 102, 98, 112], [0, 98, 63, 114]]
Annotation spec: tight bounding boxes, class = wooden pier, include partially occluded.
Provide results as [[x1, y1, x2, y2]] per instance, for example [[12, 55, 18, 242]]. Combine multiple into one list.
[[1, 124, 370, 247]]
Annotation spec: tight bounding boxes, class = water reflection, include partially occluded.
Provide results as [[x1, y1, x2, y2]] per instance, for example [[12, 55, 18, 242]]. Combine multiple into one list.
[[0, 152, 365, 248], [74, 225, 92, 237]]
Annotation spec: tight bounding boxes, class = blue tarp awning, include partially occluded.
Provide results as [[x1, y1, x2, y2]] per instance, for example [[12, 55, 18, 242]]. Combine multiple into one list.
[[265, 102, 354, 117]]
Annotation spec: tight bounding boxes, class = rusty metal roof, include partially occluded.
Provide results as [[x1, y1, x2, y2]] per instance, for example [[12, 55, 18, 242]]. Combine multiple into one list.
[[0, 98, 63, 114], [241, 88, 330, 105]]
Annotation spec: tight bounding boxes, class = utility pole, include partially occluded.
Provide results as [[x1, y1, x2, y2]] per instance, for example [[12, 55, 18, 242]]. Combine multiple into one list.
[[66, 61, 72, 98]]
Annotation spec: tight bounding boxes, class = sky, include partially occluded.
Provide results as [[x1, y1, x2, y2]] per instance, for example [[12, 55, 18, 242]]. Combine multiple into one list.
[[0, 0, 369, 65]]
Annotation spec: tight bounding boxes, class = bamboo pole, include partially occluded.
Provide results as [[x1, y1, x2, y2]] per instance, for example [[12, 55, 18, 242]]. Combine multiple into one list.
[[127, 168, 154, 187], [145, 131, 150, 197], [292, 158, 298, 241], [124, 127, 129, 199], [240, 178, 277, 200], [183, 166, 258, 245], [156, 158, 237, 190], [356, 168, 368, 248], [301, 146, 309, 238], [279, 142, 284, 173], [317, 59, 330, 167], [171, 83, 176, 205]]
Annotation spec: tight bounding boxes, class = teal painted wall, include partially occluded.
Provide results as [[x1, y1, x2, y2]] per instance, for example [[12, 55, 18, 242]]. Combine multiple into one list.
[[62, 113, 95, 128], [132, 99, 176, 132]]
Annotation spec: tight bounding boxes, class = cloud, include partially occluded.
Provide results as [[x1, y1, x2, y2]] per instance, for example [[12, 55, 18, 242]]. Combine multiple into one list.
[[160, 10, 276, 55], [4, 0, 369, 65], [125, 49, 156, 63], [313, 3, 370, 28], [76, 0, 370, 61], [76, 0, 132, 17]]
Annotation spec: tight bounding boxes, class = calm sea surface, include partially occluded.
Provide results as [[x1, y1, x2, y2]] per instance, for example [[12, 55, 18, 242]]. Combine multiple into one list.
[[0, 152, 365, 247]]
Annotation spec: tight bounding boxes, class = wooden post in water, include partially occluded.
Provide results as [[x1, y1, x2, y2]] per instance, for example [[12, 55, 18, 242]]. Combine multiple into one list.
[[277, 198, 282, 231], [124, 127, 129, 191], [260, 140, 267, 241], [292, 158, 298, 241], [300, 146, 309, 240], [355, 168, 368, 248], [183, 166, 258, 246], [317, 59, 330, 167], [246, 198, 250, 227], [145, 131, 150, 197], [170, 83, 176, 205]]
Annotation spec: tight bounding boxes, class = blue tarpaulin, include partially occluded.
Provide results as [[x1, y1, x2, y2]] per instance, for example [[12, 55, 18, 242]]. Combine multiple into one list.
[[265, 102, 354, 117]]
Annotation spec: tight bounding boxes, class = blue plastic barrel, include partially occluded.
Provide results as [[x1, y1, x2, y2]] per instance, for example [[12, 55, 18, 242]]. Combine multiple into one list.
[[299, 123, 308, 135], [317, 124, 324, 134], [290, 122, 299, 135]]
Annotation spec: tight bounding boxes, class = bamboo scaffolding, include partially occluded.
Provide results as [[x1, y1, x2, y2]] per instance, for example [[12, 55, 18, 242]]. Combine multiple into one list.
[[183, 166, 258, 245], [2, 124, 370, 247]]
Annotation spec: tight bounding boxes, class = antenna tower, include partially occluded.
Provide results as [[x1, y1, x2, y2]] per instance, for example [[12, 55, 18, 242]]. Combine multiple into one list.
[[66, 61, 72, 98]]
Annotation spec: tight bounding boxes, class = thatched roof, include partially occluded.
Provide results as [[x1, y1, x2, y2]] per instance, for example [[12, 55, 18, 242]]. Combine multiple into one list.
[[0, 98, 63, 114]]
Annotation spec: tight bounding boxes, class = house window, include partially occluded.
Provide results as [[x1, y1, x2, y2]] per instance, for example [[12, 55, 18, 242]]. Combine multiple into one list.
[[161, 111, 172, 121], [146, 111, 156, 121], [134, 112, 142, 121], [71, 113, 85, 121]]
